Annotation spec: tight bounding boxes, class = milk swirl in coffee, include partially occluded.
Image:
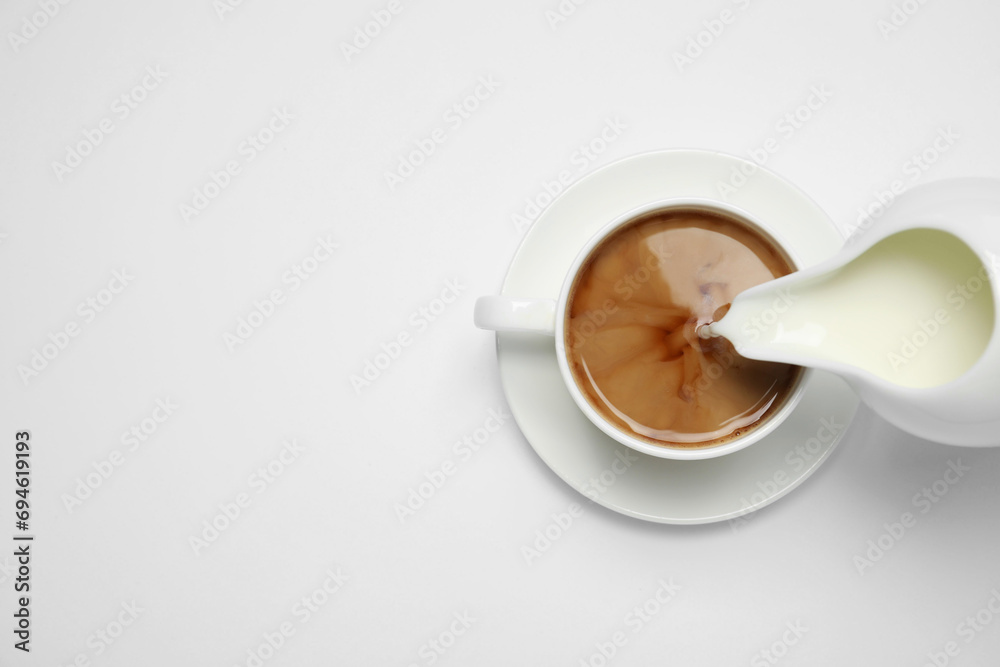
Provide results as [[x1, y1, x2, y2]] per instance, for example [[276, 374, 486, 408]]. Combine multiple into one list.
[[565, 208, 803, 448]]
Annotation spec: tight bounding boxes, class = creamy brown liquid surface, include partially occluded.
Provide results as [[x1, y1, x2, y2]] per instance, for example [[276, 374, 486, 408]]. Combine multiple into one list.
[[566, 210, 803, 447]]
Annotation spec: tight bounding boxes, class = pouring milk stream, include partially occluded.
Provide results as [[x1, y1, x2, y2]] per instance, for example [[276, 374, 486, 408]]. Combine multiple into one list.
[[699, 178, 1000, 446]]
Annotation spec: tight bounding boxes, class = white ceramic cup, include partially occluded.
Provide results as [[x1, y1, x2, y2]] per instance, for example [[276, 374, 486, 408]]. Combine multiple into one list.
[[475, 198, 811, 460]]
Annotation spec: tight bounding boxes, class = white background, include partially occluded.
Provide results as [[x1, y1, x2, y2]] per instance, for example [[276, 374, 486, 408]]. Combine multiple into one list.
[[2, 0, 1000, 665]]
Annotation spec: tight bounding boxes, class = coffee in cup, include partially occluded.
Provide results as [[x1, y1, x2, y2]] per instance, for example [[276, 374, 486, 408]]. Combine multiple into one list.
[[474, 198, 809, 460], [563, 205, 804, 448]]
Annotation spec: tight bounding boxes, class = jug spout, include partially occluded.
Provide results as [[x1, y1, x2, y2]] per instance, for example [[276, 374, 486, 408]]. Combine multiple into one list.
[[707, 178, 1000, 446]]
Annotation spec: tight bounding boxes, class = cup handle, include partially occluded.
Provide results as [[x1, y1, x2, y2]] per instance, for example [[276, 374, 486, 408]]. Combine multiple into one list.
[[474, 296, 557, 335]]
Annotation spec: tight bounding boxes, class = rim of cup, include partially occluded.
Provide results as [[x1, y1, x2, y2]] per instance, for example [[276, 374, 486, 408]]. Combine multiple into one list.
[[553, 197, 813, 461]]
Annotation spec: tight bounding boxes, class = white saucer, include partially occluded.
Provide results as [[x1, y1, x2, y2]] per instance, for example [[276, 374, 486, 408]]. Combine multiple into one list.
[[495, 149, 860, 524]]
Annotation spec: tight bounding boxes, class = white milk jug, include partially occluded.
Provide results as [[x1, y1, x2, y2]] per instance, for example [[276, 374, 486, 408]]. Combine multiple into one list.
[[703, 178, 1000, 446]]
